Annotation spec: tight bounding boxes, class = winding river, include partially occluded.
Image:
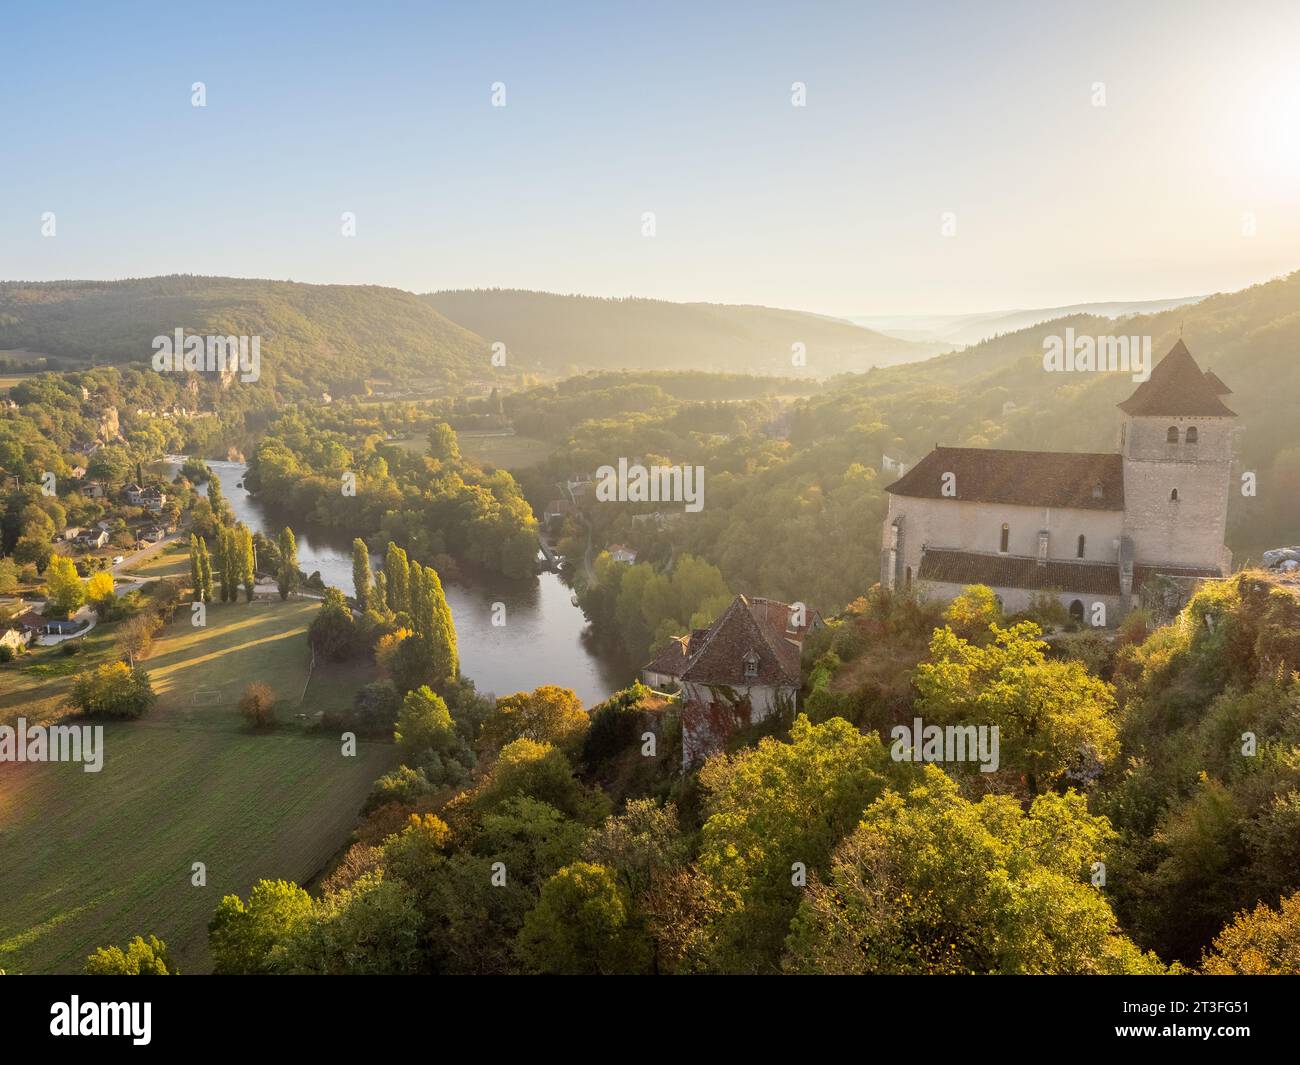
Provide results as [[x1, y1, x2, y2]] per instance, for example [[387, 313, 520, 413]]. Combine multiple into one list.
[[200, 460, 633, 707]]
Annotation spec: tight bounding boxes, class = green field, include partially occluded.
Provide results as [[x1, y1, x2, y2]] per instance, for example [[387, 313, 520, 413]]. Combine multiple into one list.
[[121, 541, 191, 581], [0, 599, 393, 974], [391, 430, 553, 469]]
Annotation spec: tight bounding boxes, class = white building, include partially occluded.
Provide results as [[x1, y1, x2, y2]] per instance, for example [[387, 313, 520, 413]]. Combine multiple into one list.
[[880, 340, 1236, 624]]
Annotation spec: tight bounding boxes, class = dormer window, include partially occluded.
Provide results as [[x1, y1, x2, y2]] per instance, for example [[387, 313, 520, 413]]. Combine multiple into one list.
[[1185, 426, 1198, 444], [1167, 426, 1180, 443], [742, 650, 759, 680]]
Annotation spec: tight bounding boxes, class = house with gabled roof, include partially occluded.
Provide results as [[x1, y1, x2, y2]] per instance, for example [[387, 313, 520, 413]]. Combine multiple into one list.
[[641, 594, 823, 763], [880, 340, 1236, 624]]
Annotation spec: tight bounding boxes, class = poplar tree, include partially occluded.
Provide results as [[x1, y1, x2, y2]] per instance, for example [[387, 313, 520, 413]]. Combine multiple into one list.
[[277, 527, 298, 601], [197, 537, 213, 603], [421, 563, 459, 687], [385, 541, 409, 615], [352, 538, 372, 613], [188, 533, 201, 598], [240, 525, 256, 602]]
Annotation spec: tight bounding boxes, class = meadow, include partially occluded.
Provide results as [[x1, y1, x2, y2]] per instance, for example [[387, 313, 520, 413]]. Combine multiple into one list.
[[0, 598, 392, 974], [392, 430, 554, 469]]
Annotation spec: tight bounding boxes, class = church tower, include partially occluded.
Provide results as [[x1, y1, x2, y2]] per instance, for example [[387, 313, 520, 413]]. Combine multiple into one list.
[[1117, 340, 1236, 573]]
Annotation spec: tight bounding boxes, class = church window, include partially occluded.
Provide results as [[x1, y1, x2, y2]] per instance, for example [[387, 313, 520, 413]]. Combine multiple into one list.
[[1167, 426, 1179, 443], [1077, 534, 1086, 558], [1092, 482, 1103, 499], [1185, 426, 1198, 444], [1000, 523, 1010, 553], [1170, 488, 1179, 502], [1069, 600, 1085, 623], [905, 565, 912, 589]]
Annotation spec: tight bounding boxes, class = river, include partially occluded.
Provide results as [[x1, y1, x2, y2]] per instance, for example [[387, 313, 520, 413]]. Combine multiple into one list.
[[198, 460, 633, 707]]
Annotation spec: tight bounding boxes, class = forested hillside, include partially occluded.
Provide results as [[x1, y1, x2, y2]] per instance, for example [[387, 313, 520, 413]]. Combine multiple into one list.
[[0, 276, 498, 398], [424, 289, 945, 378]]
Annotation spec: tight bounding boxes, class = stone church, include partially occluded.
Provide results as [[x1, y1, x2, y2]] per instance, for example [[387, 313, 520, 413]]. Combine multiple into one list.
[[880, 340, 1236, 624]]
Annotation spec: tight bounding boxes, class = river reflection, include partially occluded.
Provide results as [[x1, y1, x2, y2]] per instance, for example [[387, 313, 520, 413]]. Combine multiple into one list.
[[201, 460, 633, 706]]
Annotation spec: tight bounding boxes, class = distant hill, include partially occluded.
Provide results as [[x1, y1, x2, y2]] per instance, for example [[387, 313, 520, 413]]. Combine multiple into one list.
[[853, 295, 1204, 348], [424, 289, 944, 378], [0, 276, 497, 396]]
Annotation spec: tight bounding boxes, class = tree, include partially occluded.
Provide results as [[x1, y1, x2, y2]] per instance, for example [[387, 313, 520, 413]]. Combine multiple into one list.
[[45, 554, 85, 617], [0, 557, 19, 595], [395, 685, 458, 760], [1202, 890, 1300, 974], [695, 715, 899, 972], [240, 524, 256, 602], [207, 471, 226, 519], [84, 934, 177, 975], [352, 537, 373, 613], [415, 563, 458, 688], [482, 685, 589, 752], [309, 587, 357, 661], [385, 541, 410, 615], [913, 620, 1119, 793], [69, 661, 156, 718], [188, 532, 201, 596], [277, 526, 298, 600], [427, 421, 461, 464], [239, 681, 277, 730], [208, 879, 314, 974], [197, 536, 213, 603], [116, 612, 161, 667], [516, 862, 652, 974], [784, 767, 1168, 975], [85, 570, 115, 615]]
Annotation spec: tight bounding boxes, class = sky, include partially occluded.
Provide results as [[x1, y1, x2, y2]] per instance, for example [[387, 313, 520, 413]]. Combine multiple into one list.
[[1, 0, 1298, 315]]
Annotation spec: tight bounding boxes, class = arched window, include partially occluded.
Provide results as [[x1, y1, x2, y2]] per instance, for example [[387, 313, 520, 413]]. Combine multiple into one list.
[[1091, 482, 1103, 500], [1170, 488, 1179, 502], [1077, 534, 1086, 558], [904, 565, 912, 589], [1185, 426, 1198, 444], [1000, 523, 1010, 553], [1069, 600, 1085, 623], [1167, 426, 1179, 443]]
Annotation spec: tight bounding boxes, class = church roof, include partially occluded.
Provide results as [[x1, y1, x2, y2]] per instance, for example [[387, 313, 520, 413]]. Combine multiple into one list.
[[1203, 368, 1232, 395], [918, 549, 1123, 596], [917, 548, 1223, 597], [1117, 340, 1236, 417], [885, 447, 1125, 511]]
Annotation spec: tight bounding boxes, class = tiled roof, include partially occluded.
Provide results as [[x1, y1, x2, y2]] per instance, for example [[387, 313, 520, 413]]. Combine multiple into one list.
[[918, 549, 1123, 596], [1203, 369, 1232, 395], [1117, 340, 1236, 418], [1132, 563, 1223, 589], [918, 549, 1224, 598], [886, 447, 1125, 511], [641, 594, 802, 687], [748, 597, 820, 641]]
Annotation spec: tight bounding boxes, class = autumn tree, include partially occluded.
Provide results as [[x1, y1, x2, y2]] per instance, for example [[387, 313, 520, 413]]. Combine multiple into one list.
[[208, 879, 314, 974], [516, 862, 652, 974], [45, 554, 85, 617], [784, 767, 1168, 975], [277, 526, 298, 600], [84, 934, 177, 975], [385, 541, 410, 616], [352, 537, 373, 613], [1201, 890, 1300, 974]]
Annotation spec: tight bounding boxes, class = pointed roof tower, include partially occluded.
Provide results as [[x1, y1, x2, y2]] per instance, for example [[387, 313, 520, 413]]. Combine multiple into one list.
[[1203, 368, 1232, 395], [1118, 339, 1236, 417]]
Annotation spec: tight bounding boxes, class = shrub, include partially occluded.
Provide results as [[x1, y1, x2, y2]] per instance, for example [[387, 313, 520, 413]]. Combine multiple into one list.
[[239, 682, 277, 730], [69, 662, 155, 719]]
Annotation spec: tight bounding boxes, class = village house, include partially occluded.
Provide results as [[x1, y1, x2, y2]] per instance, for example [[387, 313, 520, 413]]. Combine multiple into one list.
[[83, 480, 107, 499], [543, 498, 576, 524], [606, 544, 637, 564], [642, 594, 824, 764], [880, 340, 1235, 624], [123, 483, 145, 505], [75, 528, 109, 550]]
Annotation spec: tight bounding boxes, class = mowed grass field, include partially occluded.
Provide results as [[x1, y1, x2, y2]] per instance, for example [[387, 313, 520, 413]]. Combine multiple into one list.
[[121, 541, 190, 580], [0, 599, 393, 974]]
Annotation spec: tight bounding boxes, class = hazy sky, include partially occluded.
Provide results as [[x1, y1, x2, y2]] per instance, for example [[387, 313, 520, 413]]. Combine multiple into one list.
[[2, 0, 1298, 314]]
